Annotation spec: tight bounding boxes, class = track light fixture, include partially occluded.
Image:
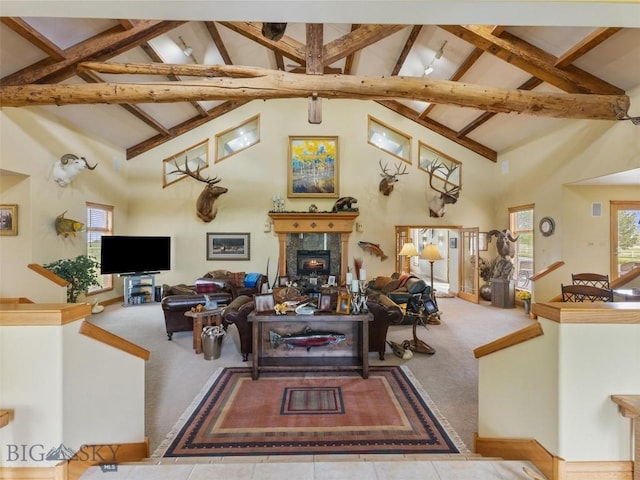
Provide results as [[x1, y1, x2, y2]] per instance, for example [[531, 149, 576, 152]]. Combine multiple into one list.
[[178, 36, 197, 63], [423, 40, 448, 77]]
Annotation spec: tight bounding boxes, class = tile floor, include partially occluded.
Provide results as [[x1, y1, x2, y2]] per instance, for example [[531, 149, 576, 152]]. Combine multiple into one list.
[[80, 457, 547, 479]]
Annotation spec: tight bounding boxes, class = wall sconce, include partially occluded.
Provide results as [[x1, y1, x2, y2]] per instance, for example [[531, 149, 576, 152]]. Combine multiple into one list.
[[423, 40, 447, 76]]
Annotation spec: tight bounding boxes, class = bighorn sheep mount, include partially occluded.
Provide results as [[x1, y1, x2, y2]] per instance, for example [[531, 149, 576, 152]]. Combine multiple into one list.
[[487, 229, 520, 280], [171, 160, 228, 223], [53, 153, 97, 187], [378, 160, 409, 196], [426, 160, 461, 217]]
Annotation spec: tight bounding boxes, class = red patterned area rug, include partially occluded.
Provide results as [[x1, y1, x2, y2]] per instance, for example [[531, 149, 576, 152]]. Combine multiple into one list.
[[153, 366, 467, 457]]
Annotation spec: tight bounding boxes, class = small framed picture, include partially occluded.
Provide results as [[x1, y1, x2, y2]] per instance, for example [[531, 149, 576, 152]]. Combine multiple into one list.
[[278, 276, 289, 287], [449, 237, 457, 249], [254, 293, 276, 314], [327, 275, 336, 286], [318, 293, 333, 312], [336, 292, 351, 314], [308, 277, 318, 286], [0, 204, 18, 236]]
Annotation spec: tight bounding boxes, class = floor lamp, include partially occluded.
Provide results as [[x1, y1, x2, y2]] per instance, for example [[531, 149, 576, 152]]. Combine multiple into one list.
[[398, 242, 419, 274], [420, 243, 443, 300]]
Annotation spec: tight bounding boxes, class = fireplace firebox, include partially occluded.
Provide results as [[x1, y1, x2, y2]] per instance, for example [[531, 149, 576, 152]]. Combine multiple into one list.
[[297, 250, 331, 276]]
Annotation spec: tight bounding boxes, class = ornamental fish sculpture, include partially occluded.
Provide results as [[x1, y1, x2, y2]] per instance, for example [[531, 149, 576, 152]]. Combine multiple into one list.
[[55, 211, 84, 238], [358, 241, 388, 261], [269, 326, 346, 351]]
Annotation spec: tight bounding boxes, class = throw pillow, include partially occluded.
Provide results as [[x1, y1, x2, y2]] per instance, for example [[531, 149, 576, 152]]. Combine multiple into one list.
[[373, 276, 392, 290], [195, 279, 221, 294], [244, 272, 261, 288], [406, 278, 427, 294], [231, 271, 246, 287], [172, 284, 195, 295]]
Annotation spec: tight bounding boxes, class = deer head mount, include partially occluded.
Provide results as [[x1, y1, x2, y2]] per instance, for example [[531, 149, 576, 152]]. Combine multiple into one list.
[[378, 160, 409, 196], [53, 153, 97, 187], [171, 159, 228, 222], [426, 159, 461, 217]]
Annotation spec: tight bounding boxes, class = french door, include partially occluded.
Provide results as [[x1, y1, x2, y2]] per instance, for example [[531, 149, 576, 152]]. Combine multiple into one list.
[[458, 228, 480, 303], [610, 201, 640, 281]]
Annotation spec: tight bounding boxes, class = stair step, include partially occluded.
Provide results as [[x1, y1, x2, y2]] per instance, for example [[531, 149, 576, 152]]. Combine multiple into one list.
[[80, 459, 547, 479]]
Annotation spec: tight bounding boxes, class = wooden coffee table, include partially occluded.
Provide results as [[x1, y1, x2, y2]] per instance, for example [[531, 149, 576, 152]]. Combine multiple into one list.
[[184, 308, 224, 354]]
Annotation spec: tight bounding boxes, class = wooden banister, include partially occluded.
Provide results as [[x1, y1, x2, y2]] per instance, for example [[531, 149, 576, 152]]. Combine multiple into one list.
[[611, 395, 640, 480], [28, 263, 69, 287], [529, 261, 565, 282], [79, 320, 150, 360], [611, 266, 640, 289], [474, 321, 544, 358]]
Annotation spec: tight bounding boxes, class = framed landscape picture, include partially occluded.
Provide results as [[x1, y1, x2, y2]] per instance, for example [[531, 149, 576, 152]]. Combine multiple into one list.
[[207, 232, 250, 260], [287, 136, 339, 198]]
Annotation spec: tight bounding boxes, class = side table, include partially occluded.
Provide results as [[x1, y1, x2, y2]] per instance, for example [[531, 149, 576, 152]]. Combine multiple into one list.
[[184, 308, 224, 354]]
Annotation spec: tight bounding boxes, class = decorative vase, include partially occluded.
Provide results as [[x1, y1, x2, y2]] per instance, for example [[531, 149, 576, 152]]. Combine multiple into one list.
[[479, 282, 492, 301], [523, 299, 531, 314]]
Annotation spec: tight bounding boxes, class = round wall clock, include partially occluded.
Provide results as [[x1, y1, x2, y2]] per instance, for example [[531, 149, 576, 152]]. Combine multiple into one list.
[[539, 216, 555, 236]]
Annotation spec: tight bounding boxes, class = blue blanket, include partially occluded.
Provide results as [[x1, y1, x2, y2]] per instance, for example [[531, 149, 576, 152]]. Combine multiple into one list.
[[244, 272, 261, 288]]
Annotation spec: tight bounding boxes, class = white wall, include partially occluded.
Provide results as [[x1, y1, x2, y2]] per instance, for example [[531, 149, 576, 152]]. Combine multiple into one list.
[[0, 320, 145, 467], [479, 312, 640, 461]]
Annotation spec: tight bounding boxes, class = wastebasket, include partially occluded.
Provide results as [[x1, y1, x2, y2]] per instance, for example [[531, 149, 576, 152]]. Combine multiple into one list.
[[201, 325, 225, 360]]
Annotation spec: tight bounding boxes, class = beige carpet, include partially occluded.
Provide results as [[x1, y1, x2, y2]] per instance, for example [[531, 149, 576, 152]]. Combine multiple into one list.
[[88, 296, 533, 454]]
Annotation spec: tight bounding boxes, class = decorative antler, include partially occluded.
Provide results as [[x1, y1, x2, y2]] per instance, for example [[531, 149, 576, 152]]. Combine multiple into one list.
[[171, 157, 221, 186], [426, 159, 460, 200], [378, 160, 409, 196]]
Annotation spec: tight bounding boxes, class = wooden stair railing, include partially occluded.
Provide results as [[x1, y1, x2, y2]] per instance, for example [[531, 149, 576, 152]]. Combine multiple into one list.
[[611, 395, 640, 480], [27, 263, 69, 286]]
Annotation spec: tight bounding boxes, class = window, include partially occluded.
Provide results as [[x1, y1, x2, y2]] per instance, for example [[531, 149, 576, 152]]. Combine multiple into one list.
[[163, 139, 209, 188], [215, 115, 260, 162], [611, 201, 640, 281], [509, 205, 534, 292], [86, 202, 113, 293], [367, 115, 411, 163]]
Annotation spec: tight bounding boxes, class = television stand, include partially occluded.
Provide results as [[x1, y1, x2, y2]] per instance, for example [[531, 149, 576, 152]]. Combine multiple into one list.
[[121, 272, 158, 306]]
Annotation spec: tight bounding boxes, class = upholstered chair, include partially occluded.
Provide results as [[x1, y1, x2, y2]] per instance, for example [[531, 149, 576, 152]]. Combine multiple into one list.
[[366, 294, 404, 360], [221, 295, 255, 361]]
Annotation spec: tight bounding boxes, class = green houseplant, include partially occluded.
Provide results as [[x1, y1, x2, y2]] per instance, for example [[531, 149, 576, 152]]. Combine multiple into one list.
[[44, 255, 101, 303]]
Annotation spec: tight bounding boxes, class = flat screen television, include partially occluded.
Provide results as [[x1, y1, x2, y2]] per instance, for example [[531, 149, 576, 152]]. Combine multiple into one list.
[[100, 235, 171, 275]]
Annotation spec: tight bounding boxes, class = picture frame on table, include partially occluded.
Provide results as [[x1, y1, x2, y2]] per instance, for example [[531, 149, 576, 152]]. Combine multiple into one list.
[[336, 292, 351, 314], [206, 232, 250, 260], [287, 136, 339, 198], [0, 204, 18, 236], [318, 293, 333, 312], [278, 276, 290, 287], [254, 293, 276, 314], [327, 275, 336, 286]]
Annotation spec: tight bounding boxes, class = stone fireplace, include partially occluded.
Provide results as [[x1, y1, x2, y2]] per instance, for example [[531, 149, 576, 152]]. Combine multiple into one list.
[[268, 212, 359, 284]]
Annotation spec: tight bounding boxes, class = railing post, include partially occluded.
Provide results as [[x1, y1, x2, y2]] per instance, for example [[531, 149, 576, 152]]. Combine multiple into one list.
[[611, 395, 640, 480]]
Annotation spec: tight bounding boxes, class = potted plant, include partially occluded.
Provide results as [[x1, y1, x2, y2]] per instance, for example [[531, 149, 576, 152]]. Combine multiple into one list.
[[517, 290, 532, 314], [44, 255, 101, 303]]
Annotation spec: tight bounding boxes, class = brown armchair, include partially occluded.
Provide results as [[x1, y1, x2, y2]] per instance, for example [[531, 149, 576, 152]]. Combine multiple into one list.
[[366, 294, 404, 360], [221, 295, 255, 361]]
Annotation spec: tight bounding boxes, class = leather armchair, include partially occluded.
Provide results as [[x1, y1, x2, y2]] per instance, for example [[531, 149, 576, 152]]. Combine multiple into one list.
[[366, 294, 404, 360], [221, 295, 255, 361], [161, 292, 232, 340]]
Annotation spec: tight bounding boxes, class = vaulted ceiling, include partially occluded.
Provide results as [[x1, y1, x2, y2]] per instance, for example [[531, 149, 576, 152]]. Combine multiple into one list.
[[1, 1, 639, 164]]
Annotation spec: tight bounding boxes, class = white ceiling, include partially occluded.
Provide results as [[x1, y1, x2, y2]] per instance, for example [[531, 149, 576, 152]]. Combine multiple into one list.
[[1, 0, 639, 186]]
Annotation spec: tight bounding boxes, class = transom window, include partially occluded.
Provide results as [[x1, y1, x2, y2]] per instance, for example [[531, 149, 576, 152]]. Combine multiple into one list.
[[215, 115, 260, 162], [367, 115, 411, 163]]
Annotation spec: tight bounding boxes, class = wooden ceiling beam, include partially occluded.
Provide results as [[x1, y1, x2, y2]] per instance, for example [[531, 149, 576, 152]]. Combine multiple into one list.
[[377, 100, 497, 162], [126, 100, 250, 159], [1, 17, 65, 60], [5, 63, 629, 123], [204, 22, 233, 65], [1, 20, 185, 86], [218, 21, 306, 65], [391, 25, 422, 76], [322, 24, 406, 66], [439, 25, 623, 95], [343, 24, 361, 75]]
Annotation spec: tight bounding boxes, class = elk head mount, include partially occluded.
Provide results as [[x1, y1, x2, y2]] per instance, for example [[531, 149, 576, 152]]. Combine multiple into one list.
[[426, 159, 461, 217], [171, 159, 228, 223], [378, 160, 409, 196]]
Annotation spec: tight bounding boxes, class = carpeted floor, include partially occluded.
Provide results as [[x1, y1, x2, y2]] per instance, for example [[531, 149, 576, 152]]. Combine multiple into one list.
[[153, 366, 467, 458], [89, 295, 533, 453]]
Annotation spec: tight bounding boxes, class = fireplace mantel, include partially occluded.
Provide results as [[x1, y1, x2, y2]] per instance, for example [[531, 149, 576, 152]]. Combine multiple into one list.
[[268, 211, 359, 283]]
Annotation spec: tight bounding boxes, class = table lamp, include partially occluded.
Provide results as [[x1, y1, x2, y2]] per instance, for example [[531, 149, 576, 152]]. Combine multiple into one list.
[[398, 242, 419, 274], [420, 243, 443, 299]]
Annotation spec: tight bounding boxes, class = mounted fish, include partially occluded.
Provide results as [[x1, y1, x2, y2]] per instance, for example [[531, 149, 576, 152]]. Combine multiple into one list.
[[270, 326, 346, 351], [358, 241, 388, 261], [55, 211, 84, 238]]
